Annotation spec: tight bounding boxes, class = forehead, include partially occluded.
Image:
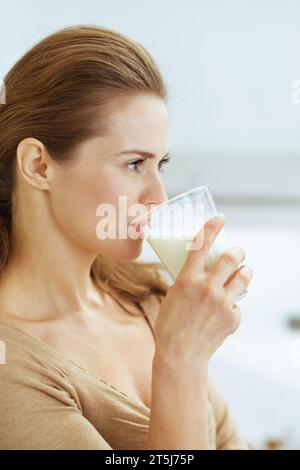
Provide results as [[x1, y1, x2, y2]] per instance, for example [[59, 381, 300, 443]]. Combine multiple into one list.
[[105, 94, 170, 149]]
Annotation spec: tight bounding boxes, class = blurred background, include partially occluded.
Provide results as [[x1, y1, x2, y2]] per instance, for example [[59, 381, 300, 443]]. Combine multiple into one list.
[[1, 0, 300, 450]]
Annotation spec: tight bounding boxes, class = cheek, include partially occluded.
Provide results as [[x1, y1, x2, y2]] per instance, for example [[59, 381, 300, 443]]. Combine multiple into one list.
[[50, 167, 142, 259]]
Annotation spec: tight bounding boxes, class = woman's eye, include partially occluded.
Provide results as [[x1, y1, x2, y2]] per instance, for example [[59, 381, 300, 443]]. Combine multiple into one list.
[[158, 157, 170, 174], [127, 157, 170, 174], [127, 160, 145, 173]]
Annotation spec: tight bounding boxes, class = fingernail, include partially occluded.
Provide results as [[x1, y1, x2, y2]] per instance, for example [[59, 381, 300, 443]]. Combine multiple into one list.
[[213, 213, 225, 222], [230, 246, 245, 258], [242, 266, 253, 279]]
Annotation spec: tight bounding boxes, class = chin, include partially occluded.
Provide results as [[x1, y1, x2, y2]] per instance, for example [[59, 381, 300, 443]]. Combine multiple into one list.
[[123, 238, 144, 261], [101, 237, 144, 262]]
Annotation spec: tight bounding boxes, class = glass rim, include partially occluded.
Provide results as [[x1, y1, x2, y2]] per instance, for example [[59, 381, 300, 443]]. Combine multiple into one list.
[[143, 184, 212, 219]]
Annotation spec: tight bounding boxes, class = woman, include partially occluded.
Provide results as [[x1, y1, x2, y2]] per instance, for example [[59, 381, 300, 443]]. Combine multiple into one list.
[[0, 25, 253, 450]]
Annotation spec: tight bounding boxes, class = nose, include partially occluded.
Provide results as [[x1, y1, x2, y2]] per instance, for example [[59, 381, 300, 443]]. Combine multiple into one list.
[[142, 174, 169, 210]]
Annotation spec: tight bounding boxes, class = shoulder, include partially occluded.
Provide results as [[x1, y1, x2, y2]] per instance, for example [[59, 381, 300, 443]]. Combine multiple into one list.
[[0, 321, 79, 410], [0, 322, 112, 449]]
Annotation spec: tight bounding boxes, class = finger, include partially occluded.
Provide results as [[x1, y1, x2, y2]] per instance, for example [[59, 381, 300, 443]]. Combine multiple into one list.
[[208, 246, 246, 285], [224, 265, 253, 302], [179, 214, 225, 276], [232, 304, 240, 315], [231, 304, 241, 330]]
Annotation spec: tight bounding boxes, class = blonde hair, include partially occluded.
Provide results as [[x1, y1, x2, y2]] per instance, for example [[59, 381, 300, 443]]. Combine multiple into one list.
[[0, 25, 170, 310]]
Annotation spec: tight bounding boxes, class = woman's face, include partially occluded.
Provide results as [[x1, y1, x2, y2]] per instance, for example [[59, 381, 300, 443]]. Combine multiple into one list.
[[48, 94, 170, 261]]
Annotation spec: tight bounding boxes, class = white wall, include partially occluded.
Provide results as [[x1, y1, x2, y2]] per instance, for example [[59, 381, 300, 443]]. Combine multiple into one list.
[[1, 0, 300, 199]]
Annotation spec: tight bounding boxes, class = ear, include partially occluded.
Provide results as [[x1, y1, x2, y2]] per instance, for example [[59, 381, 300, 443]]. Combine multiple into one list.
[[16, 138, 52, 190]]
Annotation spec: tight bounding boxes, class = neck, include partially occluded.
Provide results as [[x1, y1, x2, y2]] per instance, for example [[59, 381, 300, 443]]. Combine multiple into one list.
[[0, 225, 106, 323]]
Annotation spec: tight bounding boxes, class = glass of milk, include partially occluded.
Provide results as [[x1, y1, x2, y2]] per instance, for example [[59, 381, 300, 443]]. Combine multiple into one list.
[[141, 185, 247, 302]]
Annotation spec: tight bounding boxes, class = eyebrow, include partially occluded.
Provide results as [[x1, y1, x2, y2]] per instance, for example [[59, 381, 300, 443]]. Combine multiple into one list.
[[116, 150, 170, 159]]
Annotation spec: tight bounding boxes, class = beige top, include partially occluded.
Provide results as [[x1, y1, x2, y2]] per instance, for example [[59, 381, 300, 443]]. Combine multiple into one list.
[[0, 293, 249, 450]]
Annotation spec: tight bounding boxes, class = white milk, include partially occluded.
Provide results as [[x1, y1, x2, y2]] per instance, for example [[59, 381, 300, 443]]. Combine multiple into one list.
[[143, 228, 228, 280], [144, 228, 248, 302]]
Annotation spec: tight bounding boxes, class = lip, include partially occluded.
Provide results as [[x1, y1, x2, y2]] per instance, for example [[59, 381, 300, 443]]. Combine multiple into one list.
[[128, 220, 149, 238], [129, 215, 150, 229], [129, 222, 141, 230]]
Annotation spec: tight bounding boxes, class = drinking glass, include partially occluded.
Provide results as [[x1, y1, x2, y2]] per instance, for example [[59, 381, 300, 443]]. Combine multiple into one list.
[[141, 185, 247, 302]]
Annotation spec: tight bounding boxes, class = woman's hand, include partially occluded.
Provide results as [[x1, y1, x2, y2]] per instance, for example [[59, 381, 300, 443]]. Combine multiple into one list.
[[153, 215, 253, 368]]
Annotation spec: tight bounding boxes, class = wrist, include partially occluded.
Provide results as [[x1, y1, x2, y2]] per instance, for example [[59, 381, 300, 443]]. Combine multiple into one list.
[[152, 350, 209, 379]]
